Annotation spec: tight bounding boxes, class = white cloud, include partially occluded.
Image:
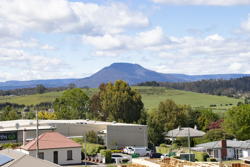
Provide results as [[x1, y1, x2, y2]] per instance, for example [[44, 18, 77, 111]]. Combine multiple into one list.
[[83, 27, 167, 53], [0, 47, 72, 81], [84, 26, 250, 74], [151, 0, 250, 6], [135, 26, 165, 46], [83, 34, 124, 50], [240, 14, 250, 33], [0, 0, 149, 36]]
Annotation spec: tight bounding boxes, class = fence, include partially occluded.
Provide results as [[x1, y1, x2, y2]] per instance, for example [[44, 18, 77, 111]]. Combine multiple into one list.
[[232, 164, 250, 167]]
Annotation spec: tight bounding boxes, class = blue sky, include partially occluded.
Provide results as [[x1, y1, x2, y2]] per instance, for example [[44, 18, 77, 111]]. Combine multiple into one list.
[[1, 0, 250, 81]]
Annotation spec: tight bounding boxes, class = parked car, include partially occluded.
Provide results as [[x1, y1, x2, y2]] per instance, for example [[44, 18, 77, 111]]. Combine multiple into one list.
[[161, 153, 168, 159], [128, 147, 151, 156], [123, 146, 133, 154], [111, 154, 130, 163], [150, 152, 162, 158]]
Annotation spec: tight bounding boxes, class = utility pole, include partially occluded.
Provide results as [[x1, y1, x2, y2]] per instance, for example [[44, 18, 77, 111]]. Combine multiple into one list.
[[36, 110, 39, 158], [84, 133, 87, 166], [188, 128, 191, 161]]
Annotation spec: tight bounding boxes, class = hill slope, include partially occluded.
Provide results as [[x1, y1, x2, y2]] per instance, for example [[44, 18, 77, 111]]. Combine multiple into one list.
[[0, 79, 77, 90], [0, 87, 241, 111], [74, 63, 185, 88]]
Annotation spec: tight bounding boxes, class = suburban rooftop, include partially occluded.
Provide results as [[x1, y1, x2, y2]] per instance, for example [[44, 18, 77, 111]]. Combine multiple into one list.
[[0, 119, 145, 129]]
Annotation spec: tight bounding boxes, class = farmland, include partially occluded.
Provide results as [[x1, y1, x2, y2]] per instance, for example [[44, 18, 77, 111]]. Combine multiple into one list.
[[0, 87, 242, 111]]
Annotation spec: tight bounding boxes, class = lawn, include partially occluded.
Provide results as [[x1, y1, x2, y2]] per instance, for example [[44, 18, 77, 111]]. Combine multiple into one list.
[[0, 86, 242, 112]]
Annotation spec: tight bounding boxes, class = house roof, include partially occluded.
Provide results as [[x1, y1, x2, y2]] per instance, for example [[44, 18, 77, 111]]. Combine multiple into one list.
[[20, 132, 82, 151], [196, 140, 250, 149], [165, 127, 205, 137], [0, 149, 61, 167]]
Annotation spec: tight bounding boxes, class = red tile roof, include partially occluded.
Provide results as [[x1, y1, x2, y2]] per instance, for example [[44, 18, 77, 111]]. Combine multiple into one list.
[[21, 132, 82, 151]]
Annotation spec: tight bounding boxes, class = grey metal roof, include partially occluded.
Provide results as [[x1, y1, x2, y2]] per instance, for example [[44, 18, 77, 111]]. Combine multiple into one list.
[[0, 149, 61, 167], [196, 140, 250, 149], [165, 127, 205, 137]]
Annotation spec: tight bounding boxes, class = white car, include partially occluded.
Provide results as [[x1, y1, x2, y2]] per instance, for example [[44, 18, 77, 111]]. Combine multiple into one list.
[[160, 153, 168, 159], [112, 154, 131, 164], [123, 146, 133, 154], [128, 147, 151, 156]]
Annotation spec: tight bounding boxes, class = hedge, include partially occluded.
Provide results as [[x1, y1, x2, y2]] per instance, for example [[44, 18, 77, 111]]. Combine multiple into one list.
[[81, 143, 106, 156], [0, 143, 20, 149], [100, 149, 112, 163], [193, 151, 209, 161]]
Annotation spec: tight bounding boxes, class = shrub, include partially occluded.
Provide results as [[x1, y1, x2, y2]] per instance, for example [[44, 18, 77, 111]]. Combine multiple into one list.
[[156, 145, 170, 154], [100, 149, 112, 163], [0, 143, 20, 149], [194, 152, 209, 161], [81, 143, 106, 156], [209, 158, 217, 162], [111, 150, 122, 153]]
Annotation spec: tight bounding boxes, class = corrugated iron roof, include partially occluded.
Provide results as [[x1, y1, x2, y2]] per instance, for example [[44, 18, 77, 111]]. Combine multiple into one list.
[[20, 132, 81, 151]]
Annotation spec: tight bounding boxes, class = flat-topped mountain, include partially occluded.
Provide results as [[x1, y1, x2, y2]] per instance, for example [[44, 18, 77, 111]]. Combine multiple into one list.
[[0, 63, 249, 89]]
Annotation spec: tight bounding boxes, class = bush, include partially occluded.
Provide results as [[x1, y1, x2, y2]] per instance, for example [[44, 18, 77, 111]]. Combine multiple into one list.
[[100, 149, 112, 163], [156, 145, 170, 154], [209, 158, 217, 162], [159, 143, 168, 147], [194, 152, 209, 161], [111, 150, 122, 153], [0, 143, 20, 149], [81, 143, 106, 156]]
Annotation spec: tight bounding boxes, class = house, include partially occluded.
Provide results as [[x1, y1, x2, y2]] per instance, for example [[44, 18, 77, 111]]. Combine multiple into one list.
[[193, 140, 250, 161], [17, 132, 82, 165], [0, 149, 61, 167]]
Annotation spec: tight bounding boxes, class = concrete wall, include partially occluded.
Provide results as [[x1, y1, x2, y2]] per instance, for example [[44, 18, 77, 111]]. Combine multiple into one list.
[[106, 125, 147, 149], [26, 147, 81, 165], [53, 123, 107, 137], [17, 129, 53, 143]]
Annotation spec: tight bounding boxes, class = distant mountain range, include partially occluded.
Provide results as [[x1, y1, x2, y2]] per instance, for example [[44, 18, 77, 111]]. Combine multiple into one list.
[[0, 63, 249, 90]]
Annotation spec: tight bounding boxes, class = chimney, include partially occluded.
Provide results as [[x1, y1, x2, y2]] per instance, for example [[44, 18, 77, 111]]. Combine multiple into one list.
[[23, 128, 27, 146], [194, 125, 197, 130], [221, 140, 227, 160]]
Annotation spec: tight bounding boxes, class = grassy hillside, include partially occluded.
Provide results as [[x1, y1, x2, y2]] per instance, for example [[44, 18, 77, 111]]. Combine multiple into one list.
[[134, 87, 242, 111], [0, 87, 242, 111]]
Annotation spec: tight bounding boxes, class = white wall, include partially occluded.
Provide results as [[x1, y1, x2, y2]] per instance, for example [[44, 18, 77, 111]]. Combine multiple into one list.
[[227, 148, 235, 159], [243, 149, 250, 158], [106, 125, 147, 149], [23, 147, 81, 165]]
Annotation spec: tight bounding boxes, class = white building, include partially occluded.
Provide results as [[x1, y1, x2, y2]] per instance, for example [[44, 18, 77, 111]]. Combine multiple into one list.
[[0, 119, 147, 149], [17, 132, 82, 165], [194, 140, 250, 161]]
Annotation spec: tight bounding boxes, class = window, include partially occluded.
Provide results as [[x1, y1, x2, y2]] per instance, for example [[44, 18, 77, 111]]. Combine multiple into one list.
[[38, 152, 44, 159], [67, 150, 73, 160]]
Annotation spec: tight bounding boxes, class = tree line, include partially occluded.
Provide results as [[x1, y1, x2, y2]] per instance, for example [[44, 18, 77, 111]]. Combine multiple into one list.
[[0, 84, 77, 96], [137, 77, 250, 98]]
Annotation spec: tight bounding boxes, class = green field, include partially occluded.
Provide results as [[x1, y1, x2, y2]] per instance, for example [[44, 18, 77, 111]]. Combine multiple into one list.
[[134, 87, 242, 111], [0, 87, 242, 111]]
